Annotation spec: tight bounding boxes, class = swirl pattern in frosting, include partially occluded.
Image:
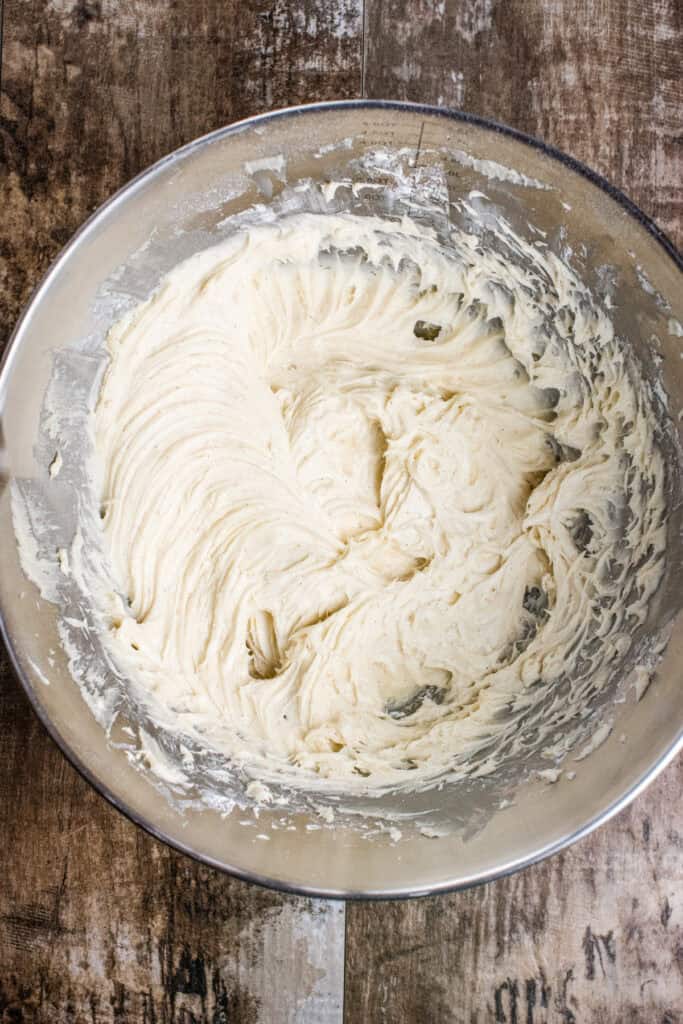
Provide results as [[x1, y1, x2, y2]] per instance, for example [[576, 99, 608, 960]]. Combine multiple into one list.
[[95, 213, 666, 787]]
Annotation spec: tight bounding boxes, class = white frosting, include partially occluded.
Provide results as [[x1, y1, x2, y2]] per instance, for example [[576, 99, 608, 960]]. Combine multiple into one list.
[[94, 212, 666, 789]]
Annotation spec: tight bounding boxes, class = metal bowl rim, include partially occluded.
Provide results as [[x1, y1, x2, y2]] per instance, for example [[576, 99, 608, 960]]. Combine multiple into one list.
[[1, 98, 682, 900]]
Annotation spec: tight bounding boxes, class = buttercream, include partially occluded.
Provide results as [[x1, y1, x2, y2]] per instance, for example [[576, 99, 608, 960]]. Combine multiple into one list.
[[95, 212, 666, 787]]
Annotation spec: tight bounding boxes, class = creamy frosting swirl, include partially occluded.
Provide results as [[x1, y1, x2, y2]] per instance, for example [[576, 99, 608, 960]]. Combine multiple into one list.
[[95, 212, 666, 787]]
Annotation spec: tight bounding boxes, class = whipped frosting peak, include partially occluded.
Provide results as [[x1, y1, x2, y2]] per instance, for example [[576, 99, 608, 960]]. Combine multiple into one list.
[[95, 212, 666, 789]]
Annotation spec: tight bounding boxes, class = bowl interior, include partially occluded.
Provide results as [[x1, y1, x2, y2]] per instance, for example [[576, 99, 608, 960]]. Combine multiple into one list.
[[1, 102, 682, 896]]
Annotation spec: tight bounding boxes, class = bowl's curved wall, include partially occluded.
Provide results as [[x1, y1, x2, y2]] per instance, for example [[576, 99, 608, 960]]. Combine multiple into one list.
[[1, 102, 682, 897]]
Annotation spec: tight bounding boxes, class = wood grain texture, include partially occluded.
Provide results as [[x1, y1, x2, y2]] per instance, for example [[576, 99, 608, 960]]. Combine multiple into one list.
[[363, 0, 682, 249], [1, 0, 682, 1021], [347, 2, 683, 1021], [0, 1, 361, 1020], [0, 636, 345, 1023], [0, 0, 362, 348], [345, 760, 683, 1023]]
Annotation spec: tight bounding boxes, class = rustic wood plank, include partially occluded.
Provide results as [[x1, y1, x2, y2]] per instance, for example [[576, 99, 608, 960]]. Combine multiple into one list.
[[345, 761, 683, 1023], [2, 0, 682, 1020], [0, 1, 362, 1020], [363, 0, 682, 249], [347, 2, 683, 1021], [0, 640, 346, 1023], [0, 0, 363, 348]]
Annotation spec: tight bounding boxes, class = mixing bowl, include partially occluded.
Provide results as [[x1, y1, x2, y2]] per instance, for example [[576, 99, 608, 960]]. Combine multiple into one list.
[[1, 101, 682, 898]]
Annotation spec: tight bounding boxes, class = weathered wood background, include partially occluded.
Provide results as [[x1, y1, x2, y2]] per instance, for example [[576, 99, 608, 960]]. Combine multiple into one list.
[[1, 1, 681, 1021]]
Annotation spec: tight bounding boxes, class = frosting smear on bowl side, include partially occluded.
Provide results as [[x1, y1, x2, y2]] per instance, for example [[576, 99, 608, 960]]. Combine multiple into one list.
[[95, 212, 666, 789]]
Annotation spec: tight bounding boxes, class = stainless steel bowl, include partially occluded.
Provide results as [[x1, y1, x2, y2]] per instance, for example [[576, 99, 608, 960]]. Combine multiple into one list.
[[1, 101, 682, 898]]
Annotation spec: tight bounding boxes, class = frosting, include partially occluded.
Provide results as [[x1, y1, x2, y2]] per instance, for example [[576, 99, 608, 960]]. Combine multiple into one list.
[[94, 212, 666, 789]]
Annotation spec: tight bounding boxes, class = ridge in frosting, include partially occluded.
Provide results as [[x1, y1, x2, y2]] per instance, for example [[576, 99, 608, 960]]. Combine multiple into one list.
[[94, 212, 666, 789]]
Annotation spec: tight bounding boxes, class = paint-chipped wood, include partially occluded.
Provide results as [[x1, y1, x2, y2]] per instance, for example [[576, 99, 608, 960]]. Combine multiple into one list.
[[344, 760, 683, 1022], [346, 2, 683, 1020], [363, 0, 682, 249], [0, 0, 363, 349], [1, 0, 682, 1020], [0, 641, 345, 1023], [0, 0, 359, 1020]]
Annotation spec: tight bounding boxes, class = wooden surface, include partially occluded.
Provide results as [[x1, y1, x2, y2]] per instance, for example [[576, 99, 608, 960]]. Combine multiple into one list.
[[0, 1, 681, 1021]]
